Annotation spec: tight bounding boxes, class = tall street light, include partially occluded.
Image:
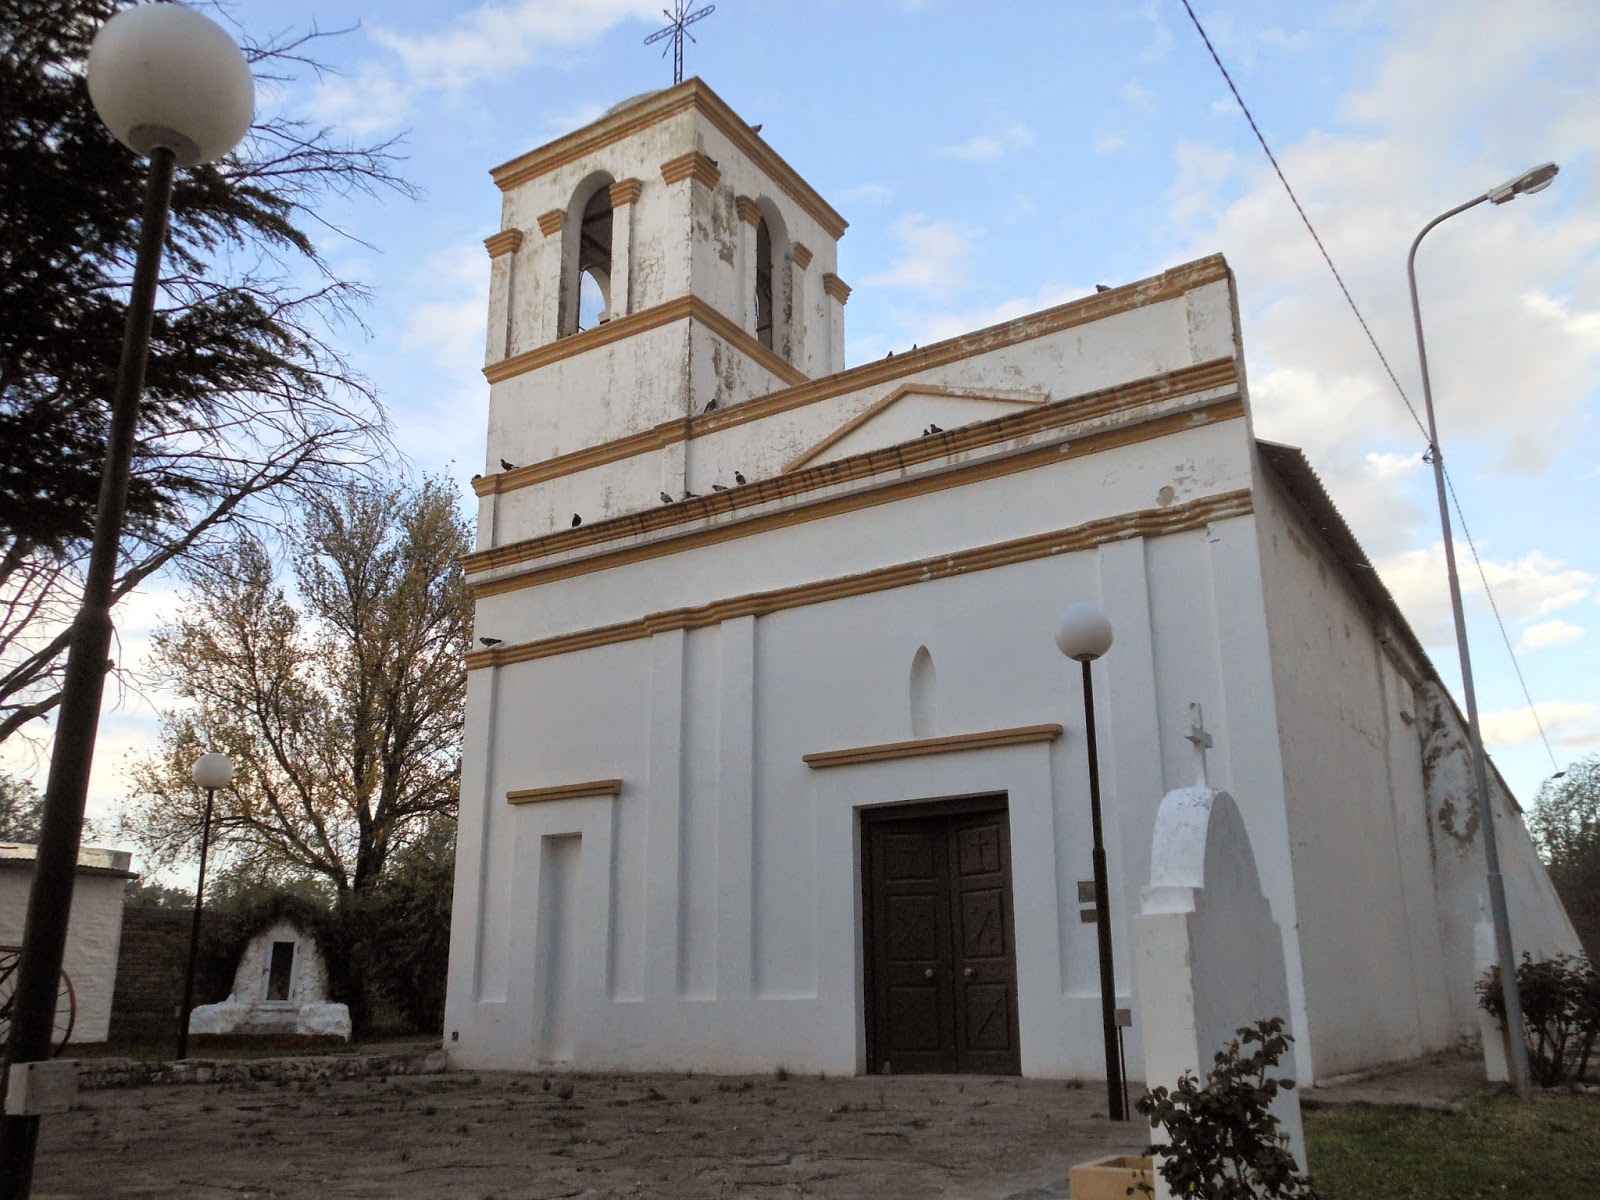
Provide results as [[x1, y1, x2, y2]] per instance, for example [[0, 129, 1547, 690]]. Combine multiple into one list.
[[177, 753, 234, 1061], [1055, 601, 1127, 1121], [0, 7, 253, 1192], [1406, 160, 1559, 1101]]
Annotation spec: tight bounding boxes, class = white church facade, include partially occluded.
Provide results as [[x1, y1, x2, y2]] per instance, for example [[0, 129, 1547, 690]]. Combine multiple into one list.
[[443, 80, 1578, 1083]]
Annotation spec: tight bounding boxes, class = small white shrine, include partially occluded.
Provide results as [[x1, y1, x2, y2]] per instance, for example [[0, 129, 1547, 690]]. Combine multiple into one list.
[[189, 915, 349, 1040]]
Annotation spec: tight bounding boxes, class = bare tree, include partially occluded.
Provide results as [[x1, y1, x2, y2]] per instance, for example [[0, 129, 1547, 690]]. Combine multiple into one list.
[[121, 477, 470, 897]]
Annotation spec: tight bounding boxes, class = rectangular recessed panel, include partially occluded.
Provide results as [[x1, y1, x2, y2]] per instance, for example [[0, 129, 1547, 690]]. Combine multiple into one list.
[[883, 831, 936, 880], [956, 823, 1002, 875], [885, 895, 939, 961], [960, 889, 1006, 959], [887, 986, 942, 1052], [963, 983, 1014, 1050]]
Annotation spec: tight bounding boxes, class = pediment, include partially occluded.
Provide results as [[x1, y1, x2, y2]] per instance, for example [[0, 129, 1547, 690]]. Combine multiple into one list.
[[784, 385, 1047, 471]]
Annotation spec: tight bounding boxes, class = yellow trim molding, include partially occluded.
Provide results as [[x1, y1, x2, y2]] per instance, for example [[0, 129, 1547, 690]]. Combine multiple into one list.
[[477, 255, 1232, 491], [609, 177, 643, 206], [490, 80, 847, 240], [481, 293, 807, 406], [484, 229, 523, 259], [783, 384, 1049, 473], [734, 195, 762, 226], [661, 151, 722, 189], [791, 243, 813, 270], [464, 488, 1255, 670], [536, 209, 564, 237], [803, 724, 1064, 769], [822, 273, 851, 304], [469, 356, 1238, 555], [507, 779, 623, 805]]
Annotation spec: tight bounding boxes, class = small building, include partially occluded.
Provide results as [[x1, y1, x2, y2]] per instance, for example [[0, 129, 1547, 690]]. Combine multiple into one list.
[[444, 80, 1579, 1083], [0, 844, 135, 1046], [189, 912, 350, 1040]]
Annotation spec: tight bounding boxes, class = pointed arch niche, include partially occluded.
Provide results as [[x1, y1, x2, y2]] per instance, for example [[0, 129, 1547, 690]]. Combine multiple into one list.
[[910, 645, 937, 739]]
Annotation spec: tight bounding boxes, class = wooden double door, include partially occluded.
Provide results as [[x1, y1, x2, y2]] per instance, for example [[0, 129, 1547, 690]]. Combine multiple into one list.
[[862, 798, 1021, 1075]]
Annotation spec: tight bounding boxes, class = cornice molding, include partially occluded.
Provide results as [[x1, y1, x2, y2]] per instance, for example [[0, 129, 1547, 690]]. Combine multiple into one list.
[[479, 293, 808, 418], [608, 177, 643, 206], [734, 195, 762, 226], [822, 273, 851, 304], [489, 80, 847, 240], [467, 394, 1244, 590], [506, 779, 622, 805], [536, 209, 565, 237], [484, 229, 524, 258], [791, 242, 813, 270], [661, 151, 721, 189], [803, 724, 1064, 769], [484, 295, 694, 386], [465, 488, 1255, 670]]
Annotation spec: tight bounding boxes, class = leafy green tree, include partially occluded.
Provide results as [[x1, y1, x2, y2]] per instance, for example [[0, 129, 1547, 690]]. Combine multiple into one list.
[[0, 770, 44, 841], [121, 477, 471, 899], [0, 0, 408, 747], [349, 820, 456, 1032], [122, 880, 194, 909], [1529, 756, 1600, 958]]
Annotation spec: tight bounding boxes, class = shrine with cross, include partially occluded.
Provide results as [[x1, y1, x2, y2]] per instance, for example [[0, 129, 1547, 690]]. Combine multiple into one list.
[[444, 75, 1580, 1089]]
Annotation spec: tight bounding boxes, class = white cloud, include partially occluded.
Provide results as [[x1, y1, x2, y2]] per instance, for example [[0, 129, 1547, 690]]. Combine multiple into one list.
[[864, 215, 978, 300], [1519, 619, 1585, 652], [1375, 545, 1594, 646], [1480, 701, 1600, 750], [841, 182, 894, 206], [937, 122, 1033, 162], [309, 0, 662, 134], [1363, 450, 1423, 481]]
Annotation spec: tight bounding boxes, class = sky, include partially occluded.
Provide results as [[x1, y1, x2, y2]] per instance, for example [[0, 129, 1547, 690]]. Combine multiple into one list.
[[9, 0, 1600, 869]]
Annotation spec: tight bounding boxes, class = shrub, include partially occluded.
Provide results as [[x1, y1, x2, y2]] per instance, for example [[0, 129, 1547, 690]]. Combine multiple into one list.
[[1477, 953, 1600, 1086], [1134, 1017, 1320, 1199]]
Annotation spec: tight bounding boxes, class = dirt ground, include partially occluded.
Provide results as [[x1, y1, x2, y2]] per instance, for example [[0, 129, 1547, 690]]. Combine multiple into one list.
[[27, 1050, 1486, 1200], [31, 1067, 1148, 1200]]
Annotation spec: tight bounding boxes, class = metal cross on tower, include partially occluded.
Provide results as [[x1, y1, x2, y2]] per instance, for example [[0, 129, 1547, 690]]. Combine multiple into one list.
[[645, 1, 715, 85]]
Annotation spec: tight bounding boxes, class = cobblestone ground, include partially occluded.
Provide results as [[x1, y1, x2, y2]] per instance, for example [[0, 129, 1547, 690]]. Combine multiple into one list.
[[32, 1068, 1148, 1200]]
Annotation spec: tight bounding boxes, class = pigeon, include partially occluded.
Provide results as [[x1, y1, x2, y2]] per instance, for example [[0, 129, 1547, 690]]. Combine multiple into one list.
[[1095, 284, 1111, 293], [911, 344, 917, 351], [500, 458, 515, 471], [734, 471, 747, 485], [571, 513, 582, 527], [924, 423, 944, 436], [478, 636, 503, 647], [712, 483, 728, 492], [750, 123, 763, 134], [683, 489, 698, 499], [704, 398, 719, 413], [886, 350, 894, 358], [660, 491, 673, 504], [470, 473, 482, 482]]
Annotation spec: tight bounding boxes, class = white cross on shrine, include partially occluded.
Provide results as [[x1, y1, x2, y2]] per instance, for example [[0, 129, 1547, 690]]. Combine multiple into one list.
[[1184, 702, 1214, 788]]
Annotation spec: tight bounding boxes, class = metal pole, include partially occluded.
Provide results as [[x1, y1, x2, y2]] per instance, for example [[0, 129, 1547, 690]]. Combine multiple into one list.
[[1407, 198, 1534, 1099], [176, 788, 217, 1060], [0, 147, 177, 1195], [1082, 660, 1127, 1121]]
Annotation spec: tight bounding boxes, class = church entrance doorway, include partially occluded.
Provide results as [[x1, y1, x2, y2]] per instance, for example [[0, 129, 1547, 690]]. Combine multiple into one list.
[[861, 796, 1022, 1075]]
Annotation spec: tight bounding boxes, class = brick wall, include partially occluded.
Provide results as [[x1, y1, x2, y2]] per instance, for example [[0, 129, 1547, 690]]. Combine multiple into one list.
[[108, 906, 226, 1045]]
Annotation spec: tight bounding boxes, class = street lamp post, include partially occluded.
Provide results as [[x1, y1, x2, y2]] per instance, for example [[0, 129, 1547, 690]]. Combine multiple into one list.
[[0, 7, 252, 1193], [1406, 160, 1559, 1101], [177, 753, 234, 1060], [1054, 601, 1126, 1121]]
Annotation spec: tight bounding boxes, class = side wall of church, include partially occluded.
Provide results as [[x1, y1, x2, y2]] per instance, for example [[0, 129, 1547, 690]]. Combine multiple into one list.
[[1252, 466, 1580, 1079]]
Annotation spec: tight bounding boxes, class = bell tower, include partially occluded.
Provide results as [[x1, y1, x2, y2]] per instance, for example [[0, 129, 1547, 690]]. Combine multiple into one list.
[[475, 80, 849, 544]]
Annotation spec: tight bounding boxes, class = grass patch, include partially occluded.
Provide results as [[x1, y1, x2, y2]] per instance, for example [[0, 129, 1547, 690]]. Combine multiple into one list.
[[1306, 1091, 1600, 1199]]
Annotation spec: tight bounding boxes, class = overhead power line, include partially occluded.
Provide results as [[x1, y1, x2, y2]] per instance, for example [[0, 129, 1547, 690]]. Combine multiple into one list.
[[1175, 0, 1562, 773]]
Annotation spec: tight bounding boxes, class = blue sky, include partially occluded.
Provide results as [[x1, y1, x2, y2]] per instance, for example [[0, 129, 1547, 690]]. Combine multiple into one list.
[[15, 0, 1599, 851]]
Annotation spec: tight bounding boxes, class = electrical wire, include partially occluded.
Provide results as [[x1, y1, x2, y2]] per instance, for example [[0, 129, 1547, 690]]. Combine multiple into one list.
[[1176, 0, 1563, 773]]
